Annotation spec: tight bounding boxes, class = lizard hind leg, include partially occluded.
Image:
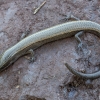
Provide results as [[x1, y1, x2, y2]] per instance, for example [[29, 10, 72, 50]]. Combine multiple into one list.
[[64, 13, 80, 21], [60, 12, 80, 22], [60, 13, 88, 55], [20, 30, 31, 40], [75, 31, 88, 56]]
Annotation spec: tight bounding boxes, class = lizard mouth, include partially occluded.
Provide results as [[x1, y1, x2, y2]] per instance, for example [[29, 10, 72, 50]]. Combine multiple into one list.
[[0, 60, 10, 72]]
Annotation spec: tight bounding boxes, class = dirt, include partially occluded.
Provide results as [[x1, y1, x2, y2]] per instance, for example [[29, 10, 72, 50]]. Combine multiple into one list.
[[0, 0, 100, 100]]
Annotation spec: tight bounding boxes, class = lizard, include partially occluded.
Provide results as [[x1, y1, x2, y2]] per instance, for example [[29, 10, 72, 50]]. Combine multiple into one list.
[[0, 20, 100, 79]]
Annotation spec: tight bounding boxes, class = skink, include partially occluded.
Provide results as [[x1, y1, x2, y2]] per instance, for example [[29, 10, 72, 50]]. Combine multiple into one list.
[[0, 20, 100, 79]]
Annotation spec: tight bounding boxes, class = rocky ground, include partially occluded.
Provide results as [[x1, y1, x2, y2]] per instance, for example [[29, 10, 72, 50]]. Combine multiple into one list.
[[0, 0, 100, 100]]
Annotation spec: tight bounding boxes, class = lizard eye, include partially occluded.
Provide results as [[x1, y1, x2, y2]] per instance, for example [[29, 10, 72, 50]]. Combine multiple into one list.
[[0, 53, 3, 63]]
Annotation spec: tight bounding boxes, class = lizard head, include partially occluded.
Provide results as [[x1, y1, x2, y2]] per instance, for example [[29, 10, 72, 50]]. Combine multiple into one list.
[[0, 51, 15, 72]]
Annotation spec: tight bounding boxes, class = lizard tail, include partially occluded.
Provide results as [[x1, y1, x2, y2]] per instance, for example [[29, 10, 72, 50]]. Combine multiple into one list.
[[65, 63, 100, 79]]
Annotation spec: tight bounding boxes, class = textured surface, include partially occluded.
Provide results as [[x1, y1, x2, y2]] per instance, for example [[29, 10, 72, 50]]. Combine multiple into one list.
[[0, 0, 100, 100]]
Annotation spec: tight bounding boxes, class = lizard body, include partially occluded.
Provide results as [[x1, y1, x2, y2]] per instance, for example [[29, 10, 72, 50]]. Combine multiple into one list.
[[0, 20, 100, 79]]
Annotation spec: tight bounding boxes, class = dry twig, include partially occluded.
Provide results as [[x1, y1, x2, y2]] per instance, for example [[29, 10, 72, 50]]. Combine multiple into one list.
[[34, 0, 46, 14]]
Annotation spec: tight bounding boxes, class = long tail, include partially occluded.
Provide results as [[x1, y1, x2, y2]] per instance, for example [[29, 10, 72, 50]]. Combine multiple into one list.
[[65, 63, 100, 79]]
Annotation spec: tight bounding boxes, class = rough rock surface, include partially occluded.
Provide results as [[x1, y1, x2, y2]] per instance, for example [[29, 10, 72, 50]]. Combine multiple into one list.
[[0, 0, 100, 100]]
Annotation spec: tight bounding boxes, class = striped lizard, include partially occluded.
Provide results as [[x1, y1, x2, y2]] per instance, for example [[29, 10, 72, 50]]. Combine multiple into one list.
[[0, 20, 100, 79]]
